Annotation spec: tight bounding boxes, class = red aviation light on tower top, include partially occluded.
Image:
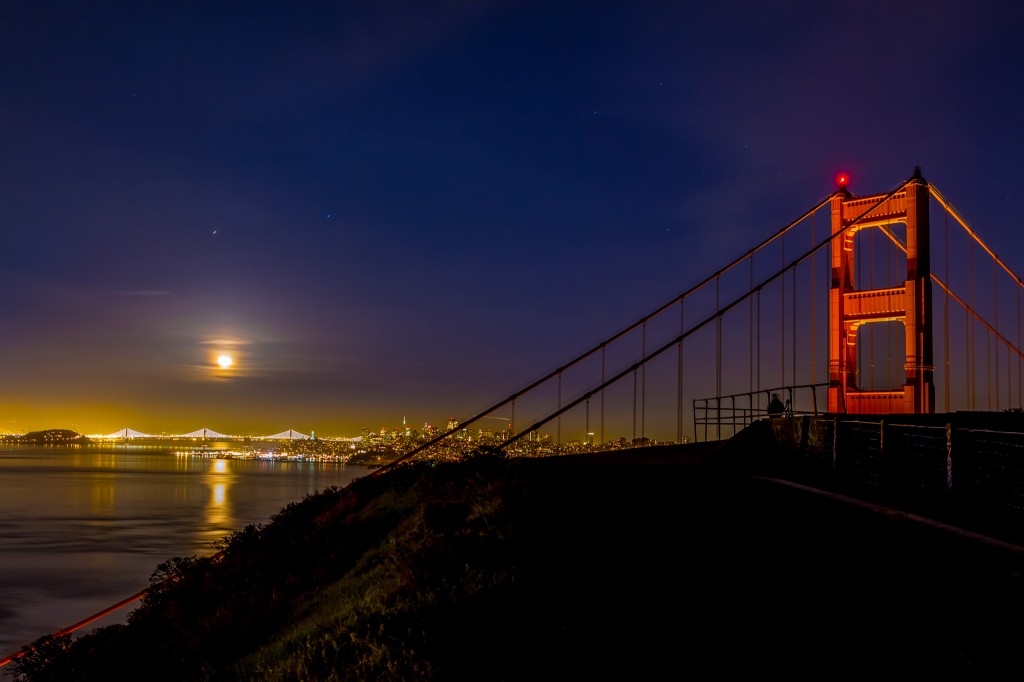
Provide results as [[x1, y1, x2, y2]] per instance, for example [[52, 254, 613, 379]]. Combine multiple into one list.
[[836, 172, 849, 189]]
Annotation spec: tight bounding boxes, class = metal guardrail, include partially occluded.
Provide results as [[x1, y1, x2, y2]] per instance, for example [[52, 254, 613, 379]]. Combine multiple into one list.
[[692, 383, 829, 442], [770, 412, 1024, 524]]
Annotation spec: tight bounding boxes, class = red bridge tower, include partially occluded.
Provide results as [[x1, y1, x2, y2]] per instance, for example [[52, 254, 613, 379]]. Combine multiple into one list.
[[828, 168, 934, 414]]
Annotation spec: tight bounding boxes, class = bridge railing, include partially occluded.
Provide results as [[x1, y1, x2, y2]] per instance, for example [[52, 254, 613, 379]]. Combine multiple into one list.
[[768, 411, 1024, 526], [692, 382, 829, 442]]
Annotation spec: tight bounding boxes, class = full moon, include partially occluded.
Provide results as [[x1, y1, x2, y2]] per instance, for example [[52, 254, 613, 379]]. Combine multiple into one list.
[[217, 355, 233, 369]]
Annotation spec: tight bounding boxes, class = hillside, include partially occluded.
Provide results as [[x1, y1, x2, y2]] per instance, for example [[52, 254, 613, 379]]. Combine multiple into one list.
[[10, 425, 1024, 680], [4, 430, 91, 445]]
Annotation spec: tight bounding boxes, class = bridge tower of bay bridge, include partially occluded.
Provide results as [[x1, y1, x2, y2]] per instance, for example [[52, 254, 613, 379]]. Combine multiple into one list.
[[829, 167, 934, 414]]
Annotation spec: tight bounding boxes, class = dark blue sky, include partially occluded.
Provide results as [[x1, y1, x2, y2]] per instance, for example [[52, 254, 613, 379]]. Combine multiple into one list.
[[2, 1, 1022, 435]]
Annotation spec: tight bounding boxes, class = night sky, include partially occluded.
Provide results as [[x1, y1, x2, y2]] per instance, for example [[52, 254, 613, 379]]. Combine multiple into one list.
[[3, 1, 1023, 436]]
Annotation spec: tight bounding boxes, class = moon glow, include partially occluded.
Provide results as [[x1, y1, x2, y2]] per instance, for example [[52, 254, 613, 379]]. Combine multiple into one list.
[[217, 355, 233, 369]]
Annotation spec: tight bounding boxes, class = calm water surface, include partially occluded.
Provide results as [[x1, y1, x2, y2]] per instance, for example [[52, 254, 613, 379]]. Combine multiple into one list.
[[0, 444, 368, 664]]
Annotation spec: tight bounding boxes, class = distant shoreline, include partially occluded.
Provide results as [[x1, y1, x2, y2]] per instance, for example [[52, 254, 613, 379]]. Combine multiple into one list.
[[0, 431, 349, 447], [0, 429, 92, 445]]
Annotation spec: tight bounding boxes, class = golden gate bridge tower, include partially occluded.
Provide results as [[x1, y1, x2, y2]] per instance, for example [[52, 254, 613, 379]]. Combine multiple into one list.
[[828, 167, 934, 414]]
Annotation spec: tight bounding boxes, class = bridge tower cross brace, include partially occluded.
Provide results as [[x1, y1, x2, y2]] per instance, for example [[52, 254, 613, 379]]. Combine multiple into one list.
[[828, 169, 934, 414]]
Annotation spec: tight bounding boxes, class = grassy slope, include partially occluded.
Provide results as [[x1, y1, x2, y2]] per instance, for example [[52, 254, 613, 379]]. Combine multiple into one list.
[[13, 431, 1024, 680]]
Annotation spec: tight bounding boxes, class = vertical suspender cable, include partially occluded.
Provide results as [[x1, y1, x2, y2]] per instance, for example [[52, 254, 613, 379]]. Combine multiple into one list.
[[716, 276, 722, 401], [986, 262, 991, 409], [792, 234, 797, 389], [585, 398, 590, 449], [756, 288, 761, 406], [811, 210, 816, 384], [995, 260, 1000, 410], [970, 239, 975, 410], [983, 257, 990, 409], [641, 321, 646, 442], [781, 233, 786, 388], [987, 325, 992, 410], [931, 184, 1024, 409], [632, 369, 637, 443], [600, 347, 606, 445], [966, 306, 972, 410], [869, 229, 875, 389], [856, 228, 862, 387], [557, 372, 562, 446], [888, 228, 893, 388], [678, 300, 684, 443], [750, 257, 754, 393], [944, 210, 950, 412]]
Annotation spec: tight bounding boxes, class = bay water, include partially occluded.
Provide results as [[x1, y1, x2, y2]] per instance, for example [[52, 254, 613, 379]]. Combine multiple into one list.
[[0, 444, 368, 666]]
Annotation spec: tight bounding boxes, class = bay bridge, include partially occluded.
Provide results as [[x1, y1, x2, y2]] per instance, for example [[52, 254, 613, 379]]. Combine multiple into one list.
[[389, 166, 1024, 464], [90, 427, 320, 441]]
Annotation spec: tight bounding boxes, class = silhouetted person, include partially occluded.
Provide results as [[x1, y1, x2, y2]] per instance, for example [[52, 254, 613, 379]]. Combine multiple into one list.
[[784, 398, 793, 417], [767, 393, 784, 417]]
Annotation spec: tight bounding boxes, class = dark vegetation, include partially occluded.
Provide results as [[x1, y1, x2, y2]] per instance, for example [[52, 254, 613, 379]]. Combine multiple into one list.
[[3, 429, 91, 444], [11, 423, 1024, 680]]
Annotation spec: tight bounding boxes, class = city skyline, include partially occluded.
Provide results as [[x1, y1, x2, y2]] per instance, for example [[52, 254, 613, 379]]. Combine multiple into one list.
[[3, 2, 1023, 435]]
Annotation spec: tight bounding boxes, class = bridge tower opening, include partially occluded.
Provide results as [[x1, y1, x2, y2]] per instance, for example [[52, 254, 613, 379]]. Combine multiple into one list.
[[828, 168, 934, 414]]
